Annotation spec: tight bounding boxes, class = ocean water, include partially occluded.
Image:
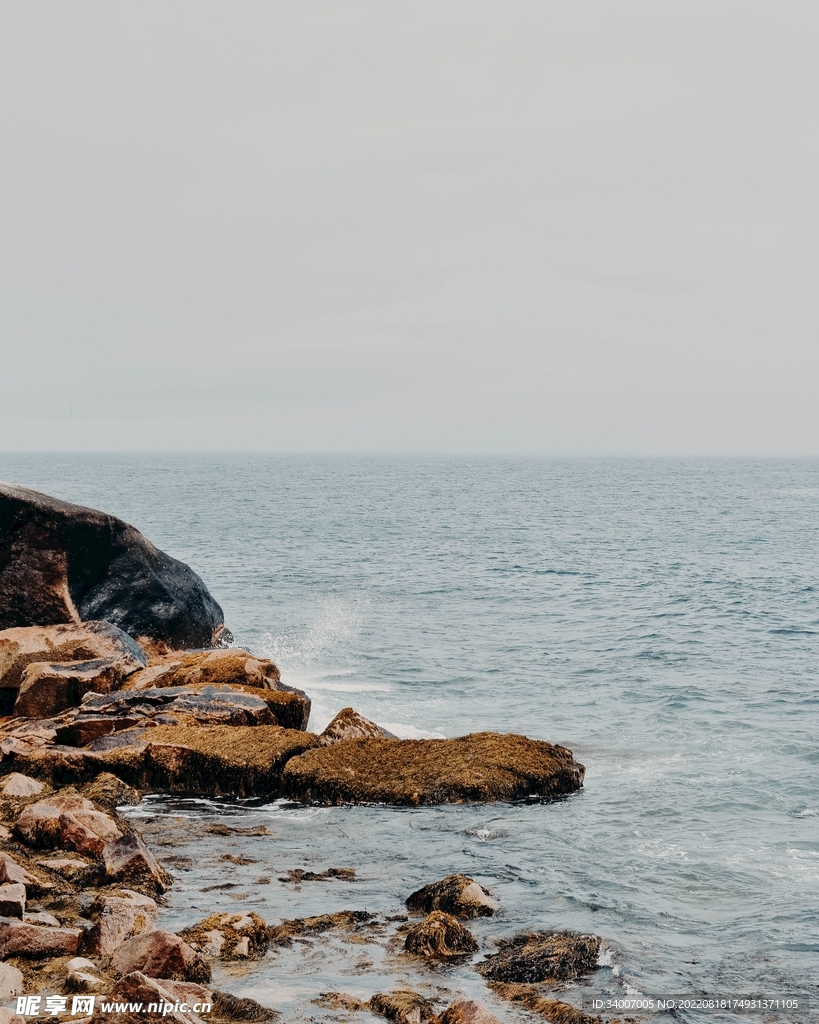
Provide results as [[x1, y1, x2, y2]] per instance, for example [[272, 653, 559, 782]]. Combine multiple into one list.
[[2, 454, 818, 1022]]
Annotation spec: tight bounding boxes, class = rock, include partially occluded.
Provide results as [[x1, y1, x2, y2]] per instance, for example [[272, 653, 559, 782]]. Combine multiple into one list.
[[36, 856, 91, 881], [181, 912, 268, 960], [80, 772, 141, 811], [268, 910, 376, 947], [279, 867, 356, 883], [0, 1010, 24, 1024], [15, 792, 122, 856], [14, 659, 124, 718], [282, 732, 585, 805], [0, 916, 82, 957], [24, 913, 59, 929], [0, 883, 25, 919], [403, 911, 478, 956], [109, 929, 211, 983], [437, 1001, 503, 1024], [0, 772, 44, 797], [25, 911, 60, 926], [319, 707, 396, 745], [369, 990, 436, 1024], [476, 932, 601, 983], [67, 956, 98, 971], [114, 724, 317, 799], [0, 482, 228, 649], [66, 969, 109, 994], [487, 984, 599, 1024], [87, 889, 158, 955], [103, 834, 168, 892], [0, 961, 24, 1001], [90, 972, 210, 1024], [315, 993, 366, 1012], [0, 852, 49, 893], [210, 991, 277, 1021], [406, 874, 499, 918], [125, 649, 282, 690], [0, 620, 147, 713]]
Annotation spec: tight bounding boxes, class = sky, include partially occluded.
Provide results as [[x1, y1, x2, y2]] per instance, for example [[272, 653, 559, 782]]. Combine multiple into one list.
[[1, 1, 817, 455]]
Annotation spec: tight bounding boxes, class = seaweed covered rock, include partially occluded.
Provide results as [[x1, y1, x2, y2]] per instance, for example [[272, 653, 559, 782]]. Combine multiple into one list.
[[282, 732, 585, 805], [319, 707, 395, 745], [0, 481, 227, 650], [406, 874, 499, 918], [476, 931, 601, 983], [369, 990, 437, 1024], [403, 910, 478, 956], [487, 984, 599, 1024], [437, 1000, 503, 1024], [124, 649, 281, 691], [181, 911, 269, 960]]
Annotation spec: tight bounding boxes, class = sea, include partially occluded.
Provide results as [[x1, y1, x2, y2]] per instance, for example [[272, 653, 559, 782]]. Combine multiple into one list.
[[2, 454, 817, 1023]]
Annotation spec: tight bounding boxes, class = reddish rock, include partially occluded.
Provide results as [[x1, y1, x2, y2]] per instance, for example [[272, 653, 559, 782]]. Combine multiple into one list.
[[103, 834, 168, 892], [14, 794, 122, 856], [406, 874, 499, 919], [403, 910, 478, 956], [437, 1001, 503, 1024], [87, 889, 159, 955], [90, 972, 210, 1024], [109, 929, 211, 983], [0, 621, 147, 714], [0, 883, 26, 919], [319, 707, 396, 745], [0, 852, 51, 895], [14, 659, 124, 717], [0, 916, 82, 957]]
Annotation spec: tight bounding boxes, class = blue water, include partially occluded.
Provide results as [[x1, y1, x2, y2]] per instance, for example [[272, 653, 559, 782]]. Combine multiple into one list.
[[2, 455, 817, 1021]]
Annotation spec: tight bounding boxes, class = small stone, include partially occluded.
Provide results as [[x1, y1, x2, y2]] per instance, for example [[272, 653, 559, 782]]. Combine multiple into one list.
[[66, 957, 98, 972], [66, 970, 109, 994], [0, 773, 44, 797], [109, 929, 211, 983], [0, 883, 26, 919], [319, 707, 396, 745]]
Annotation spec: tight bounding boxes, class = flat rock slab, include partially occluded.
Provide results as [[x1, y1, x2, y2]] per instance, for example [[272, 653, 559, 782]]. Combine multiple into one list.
[[282, 731, 585, 805]]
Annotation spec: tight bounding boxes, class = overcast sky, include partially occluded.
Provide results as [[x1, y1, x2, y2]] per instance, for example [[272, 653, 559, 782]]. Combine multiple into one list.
[[1, 1, 817, 454]]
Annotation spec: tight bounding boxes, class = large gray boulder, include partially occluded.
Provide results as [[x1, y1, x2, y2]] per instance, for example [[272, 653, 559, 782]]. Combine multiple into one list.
[[0, 482, 228, 650]]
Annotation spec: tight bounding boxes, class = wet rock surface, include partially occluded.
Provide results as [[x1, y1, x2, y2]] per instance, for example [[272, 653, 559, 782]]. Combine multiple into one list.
[[406, 874, 499, 919], [282, 732, 585, 805]]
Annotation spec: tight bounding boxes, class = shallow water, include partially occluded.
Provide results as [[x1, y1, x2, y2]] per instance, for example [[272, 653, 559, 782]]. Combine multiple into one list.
[[2, 454, 818, 1021]]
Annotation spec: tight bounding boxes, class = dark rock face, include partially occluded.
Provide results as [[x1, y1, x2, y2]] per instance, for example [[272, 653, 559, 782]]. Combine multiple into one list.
[[0, 482, 226, 649], [476, 931, 601, 983]]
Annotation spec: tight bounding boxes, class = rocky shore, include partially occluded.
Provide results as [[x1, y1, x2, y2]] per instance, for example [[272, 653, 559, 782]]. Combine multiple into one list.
[[0, 482, 612, 1024]]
